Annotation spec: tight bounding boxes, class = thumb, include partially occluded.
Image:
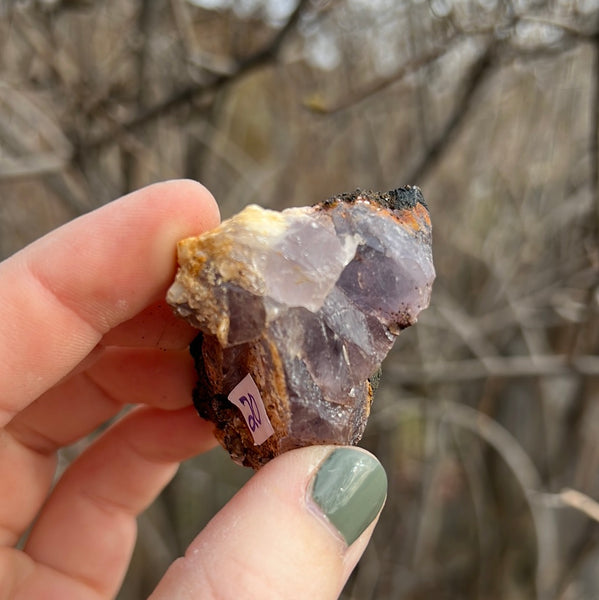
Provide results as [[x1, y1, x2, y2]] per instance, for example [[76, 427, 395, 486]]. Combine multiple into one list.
[[150, 446, 387, 600]]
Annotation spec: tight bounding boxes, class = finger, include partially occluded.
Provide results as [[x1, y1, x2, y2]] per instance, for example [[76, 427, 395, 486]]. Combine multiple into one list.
[[22, 405, 217, 599], [7, 346, 198, 453], [2, 346, 199, 544], [100, 299, 198, 349], [0, 428, 56, 546], [0, 178, 219, 424], [151, 447, 388, 600], [85, 346, 197, 410]]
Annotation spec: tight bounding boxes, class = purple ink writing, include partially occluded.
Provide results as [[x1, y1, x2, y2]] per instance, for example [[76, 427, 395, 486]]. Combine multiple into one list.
[[227, 374, 275, 445], [239, 393, 262, 432]]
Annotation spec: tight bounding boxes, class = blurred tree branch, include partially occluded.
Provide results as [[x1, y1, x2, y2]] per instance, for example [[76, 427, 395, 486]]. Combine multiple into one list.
[[560, 488, 599, 523], [303, 32, 468, 115], [406, 40, 497, 184], [592, 32, 599, 228], [74, 0, 311, 158], [387, 354, 599, 383]]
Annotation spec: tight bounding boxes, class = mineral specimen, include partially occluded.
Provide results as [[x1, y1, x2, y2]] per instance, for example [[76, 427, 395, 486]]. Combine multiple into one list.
[[167, 187, 435, 469]]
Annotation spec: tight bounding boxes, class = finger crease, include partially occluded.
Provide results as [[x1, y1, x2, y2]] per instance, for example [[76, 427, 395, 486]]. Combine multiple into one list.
[[24, 257, 105, 339], [81, 370, 126, 413], [78, 485, 138, 521], [122, 431, 179, 468], [5, 419, 61, 457], [33, 548, 114, 599]]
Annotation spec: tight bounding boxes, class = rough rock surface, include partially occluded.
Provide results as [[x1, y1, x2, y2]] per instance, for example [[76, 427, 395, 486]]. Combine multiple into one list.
[[167, 187, 435, 468]]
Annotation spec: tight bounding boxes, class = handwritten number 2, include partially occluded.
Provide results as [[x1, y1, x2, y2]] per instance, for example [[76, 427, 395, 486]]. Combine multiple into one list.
[[239, 393, 262, 432]]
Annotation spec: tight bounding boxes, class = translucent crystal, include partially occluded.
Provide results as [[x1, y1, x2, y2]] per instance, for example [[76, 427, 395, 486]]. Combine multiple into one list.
[[167, 187, 435, 468]]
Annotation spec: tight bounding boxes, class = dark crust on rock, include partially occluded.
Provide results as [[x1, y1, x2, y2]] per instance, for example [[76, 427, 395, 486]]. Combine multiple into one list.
[[320, 186, 428, 212], [368, 368, 382, 397], [190, 332, 291, 470], [190, 333, 248, 460]]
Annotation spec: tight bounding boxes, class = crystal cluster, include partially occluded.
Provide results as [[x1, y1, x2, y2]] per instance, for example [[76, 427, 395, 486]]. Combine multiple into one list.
[[167, 187, 435, 468]]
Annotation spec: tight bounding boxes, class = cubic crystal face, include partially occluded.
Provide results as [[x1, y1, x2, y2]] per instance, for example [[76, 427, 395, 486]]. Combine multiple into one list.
[[167, 187, 435, 468]]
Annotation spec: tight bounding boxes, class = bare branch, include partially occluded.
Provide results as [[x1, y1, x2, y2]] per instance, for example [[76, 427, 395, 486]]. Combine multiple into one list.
[[372, 399, 559, 598], [304, 32, 467, 114], [386, 354, 599, 384], [518, 15, 599, 41], [560, 488, 599, 523], [591, 33, 599, 228], [76, 0, 311, 156], [406, 40, 496, 183], [0, 154, 68, 181]]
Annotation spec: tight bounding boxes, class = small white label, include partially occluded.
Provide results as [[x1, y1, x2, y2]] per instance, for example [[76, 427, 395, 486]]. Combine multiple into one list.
[[228, 374, 274, 445]]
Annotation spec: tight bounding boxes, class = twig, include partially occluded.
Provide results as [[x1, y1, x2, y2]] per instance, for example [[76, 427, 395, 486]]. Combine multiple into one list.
[[591, 31, 599, 230], [11, 8, 77, 87], [0, 82, 72, 158], [435, 290, 500, 363], [76, 0, 311, 156], [386, 354, 599, 383], [559, 488, 599, 523], [304, 32, 465, 114], [0, 84, 91, 213], [371, 399, 559, 599], [169, 0, 200, 60], [0, 154, 69, 180], [518, 15, 599, 41], [405, 40, 496, 183]]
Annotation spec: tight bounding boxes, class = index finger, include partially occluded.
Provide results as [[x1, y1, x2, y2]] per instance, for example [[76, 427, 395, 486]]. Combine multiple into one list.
[[0, 179, 219, 425]]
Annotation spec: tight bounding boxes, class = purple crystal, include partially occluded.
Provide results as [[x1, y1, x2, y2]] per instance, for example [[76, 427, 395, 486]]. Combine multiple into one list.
[[167, 188, 435, 468]]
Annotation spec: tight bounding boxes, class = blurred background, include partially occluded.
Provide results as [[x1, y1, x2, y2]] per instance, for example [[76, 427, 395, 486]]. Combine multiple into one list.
[[1, 0, 599, 598]]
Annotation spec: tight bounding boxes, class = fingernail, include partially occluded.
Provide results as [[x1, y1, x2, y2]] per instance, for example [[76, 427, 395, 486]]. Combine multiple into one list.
[[310, 448, 387, 546]]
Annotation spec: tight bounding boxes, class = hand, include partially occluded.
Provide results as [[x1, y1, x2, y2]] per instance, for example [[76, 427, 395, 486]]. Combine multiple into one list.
[[0, 180, 387, 600]]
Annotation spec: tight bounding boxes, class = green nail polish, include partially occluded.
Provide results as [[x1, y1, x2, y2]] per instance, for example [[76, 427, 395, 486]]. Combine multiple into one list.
[[310, 448, 387, 546]]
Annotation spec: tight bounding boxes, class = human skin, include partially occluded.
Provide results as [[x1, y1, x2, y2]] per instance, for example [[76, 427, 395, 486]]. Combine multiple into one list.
[[0, 179, 384, 600]]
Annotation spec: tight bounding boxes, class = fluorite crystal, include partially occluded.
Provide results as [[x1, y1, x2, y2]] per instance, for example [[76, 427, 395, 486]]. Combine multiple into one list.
[[167, 187, 435, 468]]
